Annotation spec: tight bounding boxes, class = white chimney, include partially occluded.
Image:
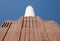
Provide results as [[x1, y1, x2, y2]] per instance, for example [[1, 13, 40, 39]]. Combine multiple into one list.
[[24, 5, 35, 17]]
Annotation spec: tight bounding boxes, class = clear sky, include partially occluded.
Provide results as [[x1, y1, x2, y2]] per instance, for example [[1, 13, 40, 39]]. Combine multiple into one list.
[[0, 0, 60, 25]]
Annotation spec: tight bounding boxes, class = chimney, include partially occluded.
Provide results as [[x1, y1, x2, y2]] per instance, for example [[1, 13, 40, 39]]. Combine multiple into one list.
[[24, 5, 35, 17]]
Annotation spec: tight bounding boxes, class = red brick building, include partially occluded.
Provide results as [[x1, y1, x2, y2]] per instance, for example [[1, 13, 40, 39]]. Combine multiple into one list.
[[0, 5, 60, 41]]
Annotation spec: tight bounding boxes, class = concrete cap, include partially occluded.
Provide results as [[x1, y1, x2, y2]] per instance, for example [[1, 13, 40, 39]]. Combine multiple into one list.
[[24, 5, 35, 17]]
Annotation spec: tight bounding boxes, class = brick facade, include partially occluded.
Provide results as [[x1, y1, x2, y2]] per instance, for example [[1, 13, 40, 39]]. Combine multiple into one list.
[[0, 16, 60, 41]]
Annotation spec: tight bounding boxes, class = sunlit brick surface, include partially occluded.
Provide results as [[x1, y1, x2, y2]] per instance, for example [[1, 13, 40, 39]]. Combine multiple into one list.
[[0, 16, 60, 41]]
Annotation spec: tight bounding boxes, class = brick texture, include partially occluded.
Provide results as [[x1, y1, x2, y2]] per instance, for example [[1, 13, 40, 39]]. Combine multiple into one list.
[[0, 16, 60, 41]]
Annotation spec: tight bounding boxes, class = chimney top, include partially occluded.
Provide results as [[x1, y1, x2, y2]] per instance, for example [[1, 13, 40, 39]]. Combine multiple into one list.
[[24, 5, 35, 17]]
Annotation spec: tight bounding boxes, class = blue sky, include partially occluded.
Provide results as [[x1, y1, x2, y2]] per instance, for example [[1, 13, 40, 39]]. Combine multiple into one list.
[[0, 0, 60, 25]]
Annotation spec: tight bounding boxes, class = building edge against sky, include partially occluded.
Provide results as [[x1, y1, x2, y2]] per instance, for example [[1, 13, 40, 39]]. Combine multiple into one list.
[[0, 5, 60, 26], [0, 5, 60, 41], [0, 5, 59, 26]]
